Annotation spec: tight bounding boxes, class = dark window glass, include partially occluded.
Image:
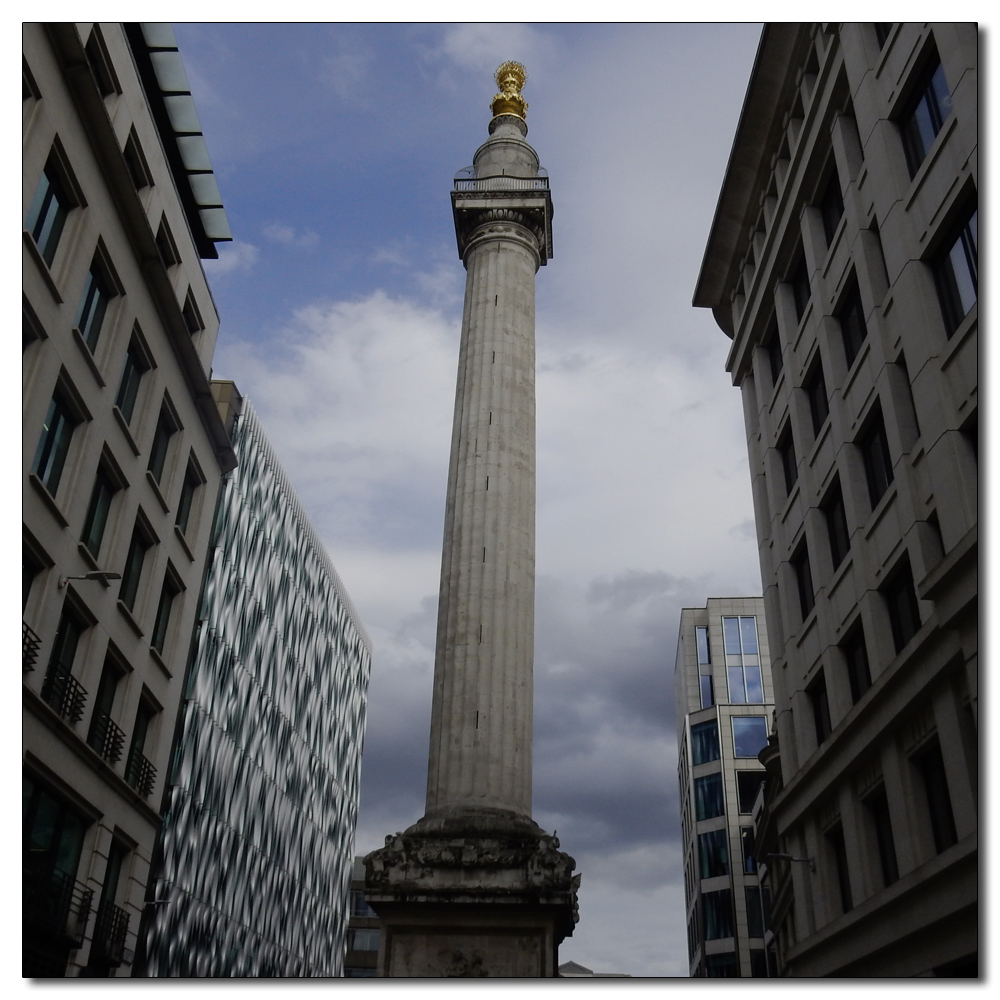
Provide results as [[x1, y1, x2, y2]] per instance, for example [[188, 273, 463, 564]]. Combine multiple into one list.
[[695, 626, 711, 664], [115, 342, 148, 424], [175, 464, 200, 534], [746, 885, 765, 938], [750, 949, 769, 978], [125, 700, 157, 796], [23, 776, 88, 886], [741, 826, 756, 873], [700, 674, 714, 710], [81, 467, 116, 558], [87, 658, 123, 760], [41, 607, 88, 722], [703, 889, 734, 940], [805, 361, 829, 436], [348, 928, 380, 952], [874, 23, 893, 48], [733, 717, 769, 758], [823, 480, 850, 570], [789, 254, 810, 321], [349, 890, 376, 918], [827, 823, 853, 912], [883, 558, 921, 653], [694, 773, 725, 821], [792, 543, 814, 619], [698, 829, 730, 879], [691, 721, 720, 765], [23, 545, 44, 612], [118, 525, 151, 612], [839, 283, 868, 368], [182, 289, 203, 334], [764, 322, 783, 386], [75, 267, 113, 351], [916, 740, 957, 853], [47, 609, 83, 678], [901, 56, 952, 177], [155, 217, 179, 268], [819, 168, 844, 245], [151, 575, 179, 654], [865, 786, 899, 886], [842, 624, 872, 703], [25, 162, 70, 266], [32, 392, 79, 495], [810, 673, 832, 745], [934, 207, 978, 337], [722, 616, 741, 655], [740, 617, 758, 654], [705, 952, 738, 977], [736, 770, 766, 814], [778, 425, 797, 495], [859, 408, 893, 508], [148, 408, 176, 484]]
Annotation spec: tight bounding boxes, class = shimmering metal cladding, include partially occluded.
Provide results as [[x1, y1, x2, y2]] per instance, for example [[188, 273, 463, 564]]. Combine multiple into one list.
[[143, 401, 371, 977]]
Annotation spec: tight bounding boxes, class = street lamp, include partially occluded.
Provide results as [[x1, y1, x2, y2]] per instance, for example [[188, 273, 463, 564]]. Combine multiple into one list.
[[765, 852, 815, 872]]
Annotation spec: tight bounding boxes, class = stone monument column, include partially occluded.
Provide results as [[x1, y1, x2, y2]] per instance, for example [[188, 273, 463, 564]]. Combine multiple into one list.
[[364, 63, 578, 978]]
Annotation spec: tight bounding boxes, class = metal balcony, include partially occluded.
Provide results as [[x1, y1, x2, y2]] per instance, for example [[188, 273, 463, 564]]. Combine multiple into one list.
[[41, 668, 87, 724], [23, 865, 94, 948], [88, 711, 126, 765], [23, 621, 41, 671], [91, 900, 130, 967], [125, 747, 156, 798]]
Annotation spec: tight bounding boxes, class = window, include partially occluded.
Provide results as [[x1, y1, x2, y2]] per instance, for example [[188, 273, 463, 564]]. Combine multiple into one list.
[[822, 479, 850, 570], [348, 928, 380, 952], [694, 773, 725, 821], [778, 423, 797, 496], [763, 320, 782, 386], [151, 571, 181, 655], [804, 360, 829, 436], [115, 338, 150, 425], [705, 952, 737, 977], [32, 390, 80, 495], [25, 157, 71, 266], [859, 406, 893, 508], [175, 458, 203, 534], [838, 282, 868, 368], [791, 542, 814, 619], [349, 890, 376, 918], [123, 128, 153, 190], [874, 23, 893, 48], [81, 465, 119, 559], [691, 721, 720, 765], [788, 253, 810, 322], [86, 838, 130, 976], [148, 405, 178, 484], [119, 521, 153, 612], [826, 823, 853, 913], [746, 886, 765, 938], [75, 262, 114, 352], [87, 657, 125, 764], [749, 949, 769, 978], [702, 889, 734, 940], [22, 774, 89, 888], [915, 739, 957, 853], [741, 826, 756, 874], [864, 786, 899, 886], [723, 615, 763, 704], [934, 206, 978, 337], [732, 717, 769, 758], [155, 215, 180, 268], [809, 672, 832, 745], [182, 288, 204, 334], [698, 829, 729, 879], [41, 606, 88, 723], [819, 167, 844, 245], [125, 697, 158, 797], [841, 623, 872, 703], [883, 556, 921, 653], [84, 24, 120, 97], [736, 771, 765, 814], [901, 53, 952, 177]]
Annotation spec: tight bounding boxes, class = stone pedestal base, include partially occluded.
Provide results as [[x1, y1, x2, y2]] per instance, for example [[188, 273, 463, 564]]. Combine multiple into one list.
[[364, 809, 579, 978]]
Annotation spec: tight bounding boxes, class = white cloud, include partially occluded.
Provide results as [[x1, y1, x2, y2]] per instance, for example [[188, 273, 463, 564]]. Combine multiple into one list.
[[263, 223, 319, 247], [439, 22, 553, 75], [203, 239, 259, 275]]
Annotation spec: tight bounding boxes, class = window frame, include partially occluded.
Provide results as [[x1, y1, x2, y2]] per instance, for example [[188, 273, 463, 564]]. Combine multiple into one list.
[[838, 280, 868, 370], [31, 386, 82, 497], [804, 358, 829, 437], [732, 716, 769, 759], [858, 404, 894, 509], [791, 541, 815, 620], [882, 555, 921, 654], [118, 516, 155, 613], [900, 50, 952, 178], [933, 205, 978, 338], [822, 478, 850, 571]]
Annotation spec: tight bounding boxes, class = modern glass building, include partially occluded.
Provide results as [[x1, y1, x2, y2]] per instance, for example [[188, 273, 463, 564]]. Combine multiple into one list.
[[138, 388, 371, 977], [675, 597, 775, 977]]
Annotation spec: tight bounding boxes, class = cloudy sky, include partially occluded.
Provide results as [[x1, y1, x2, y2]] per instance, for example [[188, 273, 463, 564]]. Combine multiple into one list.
[[175, 21, 764, 976]]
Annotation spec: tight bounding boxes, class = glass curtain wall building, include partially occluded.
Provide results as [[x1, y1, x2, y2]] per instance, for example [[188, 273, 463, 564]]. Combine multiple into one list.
[[675, 598, 775, 977], [139, 389, 372, 976]]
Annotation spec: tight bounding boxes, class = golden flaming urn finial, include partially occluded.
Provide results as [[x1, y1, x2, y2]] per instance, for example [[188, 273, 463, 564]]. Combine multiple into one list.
[[490, 61, 528, 120]]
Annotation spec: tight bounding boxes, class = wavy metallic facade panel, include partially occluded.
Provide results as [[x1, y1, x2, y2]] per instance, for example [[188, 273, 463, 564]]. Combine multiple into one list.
[[144, 400, 371, 977]]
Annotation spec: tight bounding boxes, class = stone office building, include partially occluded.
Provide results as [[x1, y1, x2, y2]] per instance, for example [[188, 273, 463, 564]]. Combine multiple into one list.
[[675, 598, 775, 977], [694, 23, 977, 976], [23, 22, 234, 976]]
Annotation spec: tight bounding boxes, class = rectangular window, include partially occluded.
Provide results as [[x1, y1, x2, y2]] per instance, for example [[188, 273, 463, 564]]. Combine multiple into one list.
[[859, 406, 893, 508], [763, 320, 783, 386], [822, 479, 850, 570], [115, 339, 149, 425], [915, 739, 957, 853], [732, 717, 769, 758], [155, 215, 180, 268], [87, 657, 125, 763], [182, 288, 204, 335], [934, 206, 978, 337], [348, 928, 380, 952], [874, 23, 893, 48], [864, 786, 899, 886], [125, 698, 158, 798], [41, 607, 88, 723], [32, 391, 79, 496], [741, 826, 756, 874], [175, 459, 203, 534], [349, 890, 376, 918], [150, 572, 180, 655], [696, 626, 711, 664], [722, 615, 763, 705], [700, 674, 714, 710], [788, 253, 810, 322], [901, 53, 952, 177], [691, 721, 720, 765], [841, 623, 872, 703], [118, 522, 152, 612], [809, 672, 832, 745], [25, 158, 70, 266], [883, 556, 921, 654], [792, 542, 814, 619], [736, 770, 766, 814], [778, 424, 797, 495], [698, 829, 730, 879], [839, 282, 868, 368], [694, 773, 725, 821], [147, 406, 178, 484], [80, 466, 118, 559], [705, 952, 738, 977], [75, 264, 114, 352], [745, 885, 765, 938], [750, 949, 769, 978], [123, 128, 152, 190], [805, 360, 829, 436], [819, 167, 844, 246], [826, 823, 853, 912], [702, 889, 734, 940]]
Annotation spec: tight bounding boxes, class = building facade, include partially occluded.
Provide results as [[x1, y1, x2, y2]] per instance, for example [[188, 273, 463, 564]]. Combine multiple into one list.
[[23, 22, 234, 977], [675, 598, 775, 977], [694, 24, 977, 976], [344, 856, 380, 977], [139, 391, 372, 977]]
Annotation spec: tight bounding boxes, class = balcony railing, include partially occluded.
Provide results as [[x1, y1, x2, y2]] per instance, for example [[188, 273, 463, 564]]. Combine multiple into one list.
[[91, 900, 130, 967], [125, 747, 156, 798], [454, 174, 549, 193], [23, 865, 94, 948], [41, 669, 87, 724], [88, 711, 126, 765], [23, 622, 41, 671]]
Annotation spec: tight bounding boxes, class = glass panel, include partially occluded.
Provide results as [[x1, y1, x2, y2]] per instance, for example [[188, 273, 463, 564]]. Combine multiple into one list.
[[694, 773, 724, 821], [739, 617, 758, 654], [732, 717, 769, 758], [736, 771, 766, 813], [745, 886, 764, 937], [722, 617, 741, 655], [691, 721, 720, 765], [698, 829, 729, 879], [703, 889, 734, 940], [728, 666, 747, 704], [695, 626, 711, 664], [700, 674, 714, 710], [745, 665, 764, 704]]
